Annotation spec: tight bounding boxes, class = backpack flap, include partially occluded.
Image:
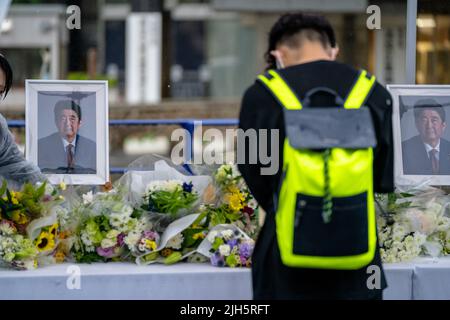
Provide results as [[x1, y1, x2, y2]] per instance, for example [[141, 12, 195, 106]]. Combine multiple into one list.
[[285, 107, 377, 149]]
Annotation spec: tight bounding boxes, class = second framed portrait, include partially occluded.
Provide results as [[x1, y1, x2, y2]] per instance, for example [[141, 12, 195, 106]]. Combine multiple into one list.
[[26, 80, 109, 185], [388, 85, 450, 186]]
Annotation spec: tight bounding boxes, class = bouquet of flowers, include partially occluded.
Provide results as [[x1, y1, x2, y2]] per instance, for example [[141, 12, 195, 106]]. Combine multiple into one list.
[[136, 213, 201, 265], [142, 180, 198, 218], [0, 220, 38, 270], [72, 189, 154, 262], [197, 224, 255, 268], [0, 180, 66, 269], [376, 186, 450, 263], [199, 164, 259, 238]]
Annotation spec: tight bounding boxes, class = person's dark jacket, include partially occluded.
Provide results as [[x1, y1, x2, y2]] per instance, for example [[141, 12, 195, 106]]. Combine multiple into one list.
[[38, 133, 96, 174], [402, 135, 450, 175], [238, 60, 394, 299]]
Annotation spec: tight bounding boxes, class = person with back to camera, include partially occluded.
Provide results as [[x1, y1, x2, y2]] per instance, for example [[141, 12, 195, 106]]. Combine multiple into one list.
[[238, 13, 394, 300]]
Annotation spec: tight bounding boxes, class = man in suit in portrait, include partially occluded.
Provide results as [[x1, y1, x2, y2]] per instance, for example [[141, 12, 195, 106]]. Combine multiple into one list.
[[38, 100, 96, 174], [402, 99, 450, 175]]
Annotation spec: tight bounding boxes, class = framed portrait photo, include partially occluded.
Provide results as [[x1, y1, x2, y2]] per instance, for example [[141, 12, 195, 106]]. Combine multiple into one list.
[[388, 85, 450, 186], [26, 80, 109, 185]]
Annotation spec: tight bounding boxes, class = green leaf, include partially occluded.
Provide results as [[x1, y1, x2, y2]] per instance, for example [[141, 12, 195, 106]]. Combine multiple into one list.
[[0, 180, 7, 197]]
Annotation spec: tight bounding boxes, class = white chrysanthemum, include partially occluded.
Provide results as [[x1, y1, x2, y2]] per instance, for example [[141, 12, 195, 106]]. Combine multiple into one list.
[[221, 229, 234, 241], [85, 245, 95, 253], [166, 233, 184, 250], [436, 216, 450, 232], [109, 213, 131, 229], [0, 223, 15, 236], [80, 232, 92, 246], [122, 205, 133, 216], [124, 231, 141, 250], [82, 191, 94, 204], [206, 230, 218, 243], [230, 164, 241, 178], [219, 244, 231, 256], [101, 238, 116, 249]]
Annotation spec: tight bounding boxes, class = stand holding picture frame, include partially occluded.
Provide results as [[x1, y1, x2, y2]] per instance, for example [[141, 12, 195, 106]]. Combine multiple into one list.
[[26, 80, 109, 185], [388, 85, 450, 186]]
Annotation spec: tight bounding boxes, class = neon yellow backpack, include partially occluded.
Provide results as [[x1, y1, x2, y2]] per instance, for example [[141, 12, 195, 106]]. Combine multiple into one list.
[[258, 69, 378, 270]]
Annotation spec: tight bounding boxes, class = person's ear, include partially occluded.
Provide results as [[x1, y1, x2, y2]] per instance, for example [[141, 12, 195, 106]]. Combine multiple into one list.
[[330, 45, 339, 60], [270, 49, 285, 69]]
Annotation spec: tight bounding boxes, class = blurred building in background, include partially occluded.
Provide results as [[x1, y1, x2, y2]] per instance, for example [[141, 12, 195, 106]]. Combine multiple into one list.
[[1, 0, 449, 103], [0, 0, 448, 169]]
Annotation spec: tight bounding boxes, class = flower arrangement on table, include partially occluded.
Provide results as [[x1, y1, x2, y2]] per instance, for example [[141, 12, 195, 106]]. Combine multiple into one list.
[[142, 180, 199, 218], [0, 181, 67, 269], [72, 189, 158, 263], [376, 187, 450, 263], [197, 225, 255, 268], [199, 164, 259, 238]]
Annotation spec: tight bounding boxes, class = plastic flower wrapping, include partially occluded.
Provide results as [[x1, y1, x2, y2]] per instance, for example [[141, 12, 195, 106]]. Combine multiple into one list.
[[196, 224, 255, 268], [0, 156, 261, 270], [376, 183, 450, 263]]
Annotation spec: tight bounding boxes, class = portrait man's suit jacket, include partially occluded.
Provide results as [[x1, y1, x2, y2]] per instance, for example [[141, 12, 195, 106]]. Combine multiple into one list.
[[38, 133, 96, 174], [402, 135, 450, 175]]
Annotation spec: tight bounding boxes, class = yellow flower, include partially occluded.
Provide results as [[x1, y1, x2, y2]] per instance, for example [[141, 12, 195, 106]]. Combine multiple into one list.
[[54, 251, 65, 263], [59, 182, 67, 191], [58, 195, 65, 201], [145, 239, 157, 251], [48, 223, 58, 236], [35, 232, 55, 252], [193, 232, 205, 240], [225, 191, 245, 212], [11, 210, 29, 225]]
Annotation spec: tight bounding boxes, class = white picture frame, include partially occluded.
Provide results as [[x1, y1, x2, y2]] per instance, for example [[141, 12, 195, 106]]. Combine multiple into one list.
[[388, 85, 450, 186], [26, 80, 109, 185]]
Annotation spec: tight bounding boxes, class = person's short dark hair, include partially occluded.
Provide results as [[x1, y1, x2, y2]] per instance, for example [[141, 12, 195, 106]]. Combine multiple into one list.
[[0, 53, 13, 99], [54, 100, 82, 122], [265, 13, 337, 70], [413, 99, 446, 123]]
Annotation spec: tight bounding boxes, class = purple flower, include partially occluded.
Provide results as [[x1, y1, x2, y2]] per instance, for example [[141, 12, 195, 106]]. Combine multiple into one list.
[[227, 239, 238, 249], [210, 252, 225, 267], [182, 182, 193, 193], [96, 247, 116, 258], [239, 242, 254, 259], [117, 233, 126, 246], [239, 255, 247, 266], [143, 230, 159, 241]]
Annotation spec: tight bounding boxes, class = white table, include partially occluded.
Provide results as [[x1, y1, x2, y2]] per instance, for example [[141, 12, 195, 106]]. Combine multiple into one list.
[[0, 263, 252, 300], [411, 257, 450, 300], [0, 261, 421, 300]]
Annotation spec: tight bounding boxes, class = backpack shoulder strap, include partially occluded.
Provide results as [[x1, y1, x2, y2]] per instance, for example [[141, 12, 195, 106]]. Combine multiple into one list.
[[344, 70, 376, 109], [257, 70, 303, 110]]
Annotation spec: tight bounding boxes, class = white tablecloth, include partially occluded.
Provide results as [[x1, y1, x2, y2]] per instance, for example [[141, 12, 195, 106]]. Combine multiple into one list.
[[0, 260, 447, 300], [412, 257, 450, 300], [0, 263, 252, 300]]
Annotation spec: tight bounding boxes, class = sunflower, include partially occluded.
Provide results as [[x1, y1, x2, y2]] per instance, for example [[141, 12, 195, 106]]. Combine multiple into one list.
[[35, 232, 55, 252], [48, 223, 59, 236]]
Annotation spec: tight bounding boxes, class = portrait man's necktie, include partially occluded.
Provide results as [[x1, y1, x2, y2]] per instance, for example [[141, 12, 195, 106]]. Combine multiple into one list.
[[429, 149, 439, 174], [67, 144, 74, 169]]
